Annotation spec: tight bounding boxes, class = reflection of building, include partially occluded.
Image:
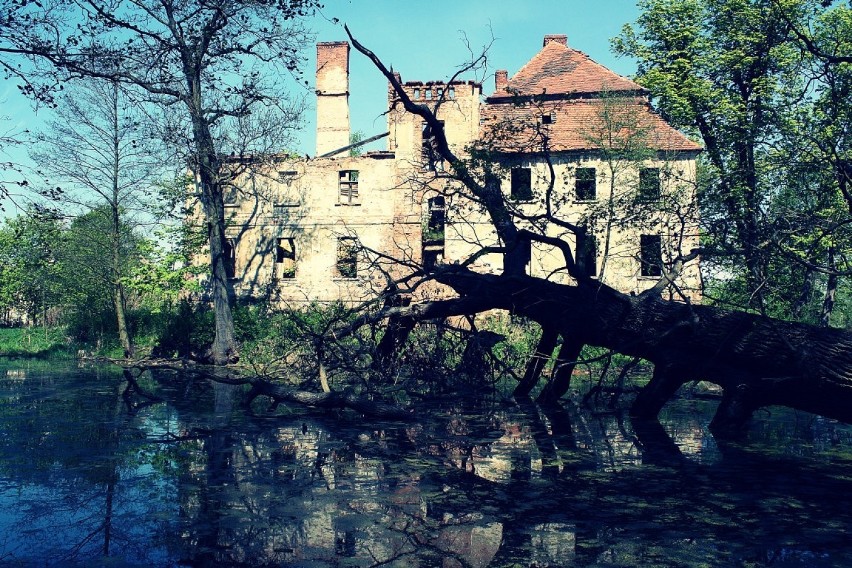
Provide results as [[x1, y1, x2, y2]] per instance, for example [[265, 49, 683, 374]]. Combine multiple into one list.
[[216, 35, 701, 306]]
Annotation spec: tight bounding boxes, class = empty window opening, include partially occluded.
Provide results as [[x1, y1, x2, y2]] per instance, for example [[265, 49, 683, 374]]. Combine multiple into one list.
[[278, 170, 297, 183], [413, 88, 421, 100], [437, 87, 444, 99], [423, 248, 443, 270], [223, 238, 236, 279], [338, 170, 359, 205], [425, 196, 446, 243], [639, 168, 661, 201], [576, 168, 596, 201], [336, 237, 358, 278], [425, 89, 432, 100], [223, 184, 239, 206], [511, 167, 533, 201], [640, 234, 663, 277], [275, 237, 296, 279], [421, 121, 446, 171], [448, 86, 456, 99], [541, 112, 556, 125]]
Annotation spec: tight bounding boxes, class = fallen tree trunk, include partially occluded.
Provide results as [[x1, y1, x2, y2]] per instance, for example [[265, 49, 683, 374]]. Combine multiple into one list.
[[122, 360, 413, 420], [425, 267, 852, 435]]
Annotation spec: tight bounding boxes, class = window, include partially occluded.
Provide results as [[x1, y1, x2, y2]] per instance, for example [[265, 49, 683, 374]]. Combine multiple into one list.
[[421, 121, 445, 171], [275, 237, 296, 279], [511, 167, 533, 201], [448, 86, 456, 99], [278, 170, 297, 183], [223, 184, 239, 206], [576, 168, 596, 201], [638, 168, 661, 201], [425, 196, 446, 243], [582, 235, 597, 277], [223, 238, 236, 279], [437, 87, 444, 99], [336, 237, 358, 278], [640, 235, 662, 277], [541, 112, 555, 125], [338, 170, 359, 205], [413, 88, 420, 100], [425, 89, 432, 100]]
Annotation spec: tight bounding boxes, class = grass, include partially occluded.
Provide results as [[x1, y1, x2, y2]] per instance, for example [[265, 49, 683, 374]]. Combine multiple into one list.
[[0, 326, 75, 359]]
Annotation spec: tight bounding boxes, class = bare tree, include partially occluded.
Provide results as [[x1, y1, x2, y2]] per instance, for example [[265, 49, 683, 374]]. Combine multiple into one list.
[[1, 0, 318, 363], [29, 79, 161, 357]]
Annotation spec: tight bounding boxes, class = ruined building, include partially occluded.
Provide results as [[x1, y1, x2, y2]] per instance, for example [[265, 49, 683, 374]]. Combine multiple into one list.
[[215, 35, 702, 306]]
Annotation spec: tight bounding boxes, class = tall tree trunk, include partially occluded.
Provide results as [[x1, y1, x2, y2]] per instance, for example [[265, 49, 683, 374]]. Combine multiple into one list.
[[536, 335, 584, 405], [820, 246, 837, 328], [187, 81, 236, 365], [513, 326, 557, 397]]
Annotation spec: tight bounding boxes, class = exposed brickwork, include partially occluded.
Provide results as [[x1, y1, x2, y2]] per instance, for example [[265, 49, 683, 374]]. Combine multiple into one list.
[[316, 42, 350, 156]]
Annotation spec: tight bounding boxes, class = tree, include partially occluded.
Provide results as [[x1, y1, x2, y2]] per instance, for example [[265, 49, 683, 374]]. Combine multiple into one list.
[[0, 210, 65, 326], [337, 23, 852, 436], [614, 0, 852, 326], [1, 0, 319, 363], [29, 79, 160, 357], [58, 206, 143, 349]]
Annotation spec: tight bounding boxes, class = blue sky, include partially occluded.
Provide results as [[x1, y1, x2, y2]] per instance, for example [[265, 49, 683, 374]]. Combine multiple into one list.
[[1, 1, 642, 204]]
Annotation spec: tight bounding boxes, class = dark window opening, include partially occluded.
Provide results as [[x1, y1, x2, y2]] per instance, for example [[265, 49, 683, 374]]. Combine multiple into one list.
[[338, 170, 359, 205], [576, 168, 596, 201], [640, 234, 662, 277], [336, 237, 358, 278], [275, 237, 296, 279], [423, 248, 443, 271], [223, 184, 239, 206], [541, 112, 555, 125], [223, 238, 236, 279], [638, 168, 661, 201], [511, 167, 533, 201], [425, 196, 446, 243], [421, 121, 446, 171]]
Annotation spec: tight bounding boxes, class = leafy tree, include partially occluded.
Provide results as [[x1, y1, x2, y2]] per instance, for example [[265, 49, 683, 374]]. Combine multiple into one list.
[[29, 78, 161, 356], [58, 206, 143, 347], [0, 210, 65, 326], [0, 0, 320, 363]]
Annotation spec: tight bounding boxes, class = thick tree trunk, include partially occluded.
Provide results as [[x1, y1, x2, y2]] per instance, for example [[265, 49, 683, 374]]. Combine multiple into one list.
[[536, 335, 584, 405], [513, 326, 558, 397], [436, 268, 852, 433]]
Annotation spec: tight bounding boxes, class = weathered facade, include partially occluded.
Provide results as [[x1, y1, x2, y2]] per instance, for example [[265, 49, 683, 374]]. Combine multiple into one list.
[[213, 35, 702, 306]]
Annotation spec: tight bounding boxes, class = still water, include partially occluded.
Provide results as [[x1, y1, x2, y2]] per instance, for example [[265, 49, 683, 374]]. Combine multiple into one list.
[[1, 361, 851, 567]]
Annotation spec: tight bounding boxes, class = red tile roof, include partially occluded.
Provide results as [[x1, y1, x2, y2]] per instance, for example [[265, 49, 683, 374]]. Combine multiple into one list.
[[488, 40, 643, 99], [481, 98, 703, 153]]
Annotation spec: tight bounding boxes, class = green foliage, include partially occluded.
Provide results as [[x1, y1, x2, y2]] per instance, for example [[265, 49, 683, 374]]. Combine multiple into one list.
[[0, 327, 72, 358]]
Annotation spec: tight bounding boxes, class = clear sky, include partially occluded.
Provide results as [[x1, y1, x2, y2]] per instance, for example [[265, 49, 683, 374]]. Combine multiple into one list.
[[306, 0, 641, 154], [0, 0, 642, 205]]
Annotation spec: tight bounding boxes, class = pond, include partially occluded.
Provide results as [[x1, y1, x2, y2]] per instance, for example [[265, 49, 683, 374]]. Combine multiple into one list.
[[1, 361, 851, 567]]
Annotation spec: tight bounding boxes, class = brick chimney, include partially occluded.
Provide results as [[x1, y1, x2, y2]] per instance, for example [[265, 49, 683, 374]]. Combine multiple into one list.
[[495, 70, 508, 92], [543, 34, 568, 47], [316, 42, 350, 157]]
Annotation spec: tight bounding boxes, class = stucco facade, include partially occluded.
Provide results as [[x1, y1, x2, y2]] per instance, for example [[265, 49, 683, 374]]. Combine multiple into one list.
[[213, 36, 702, 306]]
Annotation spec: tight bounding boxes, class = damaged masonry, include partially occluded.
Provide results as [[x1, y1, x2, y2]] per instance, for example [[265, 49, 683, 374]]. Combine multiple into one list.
[[201, 35, 702, 307]]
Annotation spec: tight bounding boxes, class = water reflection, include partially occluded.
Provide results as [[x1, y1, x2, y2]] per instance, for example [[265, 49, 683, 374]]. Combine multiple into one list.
[[0, 362, 851, 566]]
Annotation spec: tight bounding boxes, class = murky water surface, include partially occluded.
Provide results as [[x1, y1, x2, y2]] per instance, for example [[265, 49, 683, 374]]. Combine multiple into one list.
[[1, 361, 851, 567]]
